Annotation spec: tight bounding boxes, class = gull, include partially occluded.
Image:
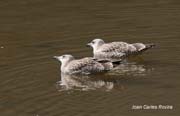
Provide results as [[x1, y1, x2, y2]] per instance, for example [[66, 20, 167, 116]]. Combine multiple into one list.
[[87, 38, 155, 61], [53, 54, 119, 75]]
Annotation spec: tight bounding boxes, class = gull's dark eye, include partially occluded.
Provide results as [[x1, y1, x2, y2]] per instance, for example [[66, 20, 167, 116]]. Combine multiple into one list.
[[62, 56, 65, 58], [92, 41, 95, 44]]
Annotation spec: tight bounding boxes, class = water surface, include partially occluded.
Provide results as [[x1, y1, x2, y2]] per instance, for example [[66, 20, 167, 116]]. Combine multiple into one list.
[[0, 0, 180, 116]]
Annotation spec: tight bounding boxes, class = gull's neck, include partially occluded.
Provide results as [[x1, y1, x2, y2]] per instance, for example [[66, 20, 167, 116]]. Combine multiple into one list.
[[93, 44, 104, 54], [61, 59, 74, 72]]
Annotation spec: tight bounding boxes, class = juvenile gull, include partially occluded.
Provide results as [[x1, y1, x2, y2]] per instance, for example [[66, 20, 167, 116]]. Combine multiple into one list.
[[54, 54, 115, 75], [87, 38, 155, 61]]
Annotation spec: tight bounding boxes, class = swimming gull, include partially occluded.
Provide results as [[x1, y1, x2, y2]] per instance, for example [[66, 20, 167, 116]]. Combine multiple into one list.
[[53, 54, 117, 75], [87, 38, 155, 61]]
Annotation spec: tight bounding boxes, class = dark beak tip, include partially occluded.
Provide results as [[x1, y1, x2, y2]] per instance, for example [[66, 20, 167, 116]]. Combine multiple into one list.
[[86, 43, 91, 47], [53, 56, 58, 59]]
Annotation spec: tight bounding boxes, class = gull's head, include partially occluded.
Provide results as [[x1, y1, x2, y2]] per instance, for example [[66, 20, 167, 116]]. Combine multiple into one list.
[[53, 54, 74, 64], [86, 38, 105, 51]]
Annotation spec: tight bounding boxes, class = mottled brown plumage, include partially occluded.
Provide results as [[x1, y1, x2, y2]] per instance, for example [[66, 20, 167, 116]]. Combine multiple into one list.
[[54, 55, 114, 75], [87, 39, 155, 61]]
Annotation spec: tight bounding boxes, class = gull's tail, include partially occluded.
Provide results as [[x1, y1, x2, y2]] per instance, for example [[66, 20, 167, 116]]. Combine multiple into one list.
[[145, 43, 155, 49], [132, 43, 155, 54], [142, 43, 156, 52]]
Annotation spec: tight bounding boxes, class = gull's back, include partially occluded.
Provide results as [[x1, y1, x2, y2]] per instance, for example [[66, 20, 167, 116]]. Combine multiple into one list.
[[65, 57, 109, 75], [94, 41, 155, 61]]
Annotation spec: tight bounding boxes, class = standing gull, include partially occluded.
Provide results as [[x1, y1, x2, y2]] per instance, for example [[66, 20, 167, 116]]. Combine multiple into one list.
[[87, 38, 155, 61], [54, 54, 116, 75]]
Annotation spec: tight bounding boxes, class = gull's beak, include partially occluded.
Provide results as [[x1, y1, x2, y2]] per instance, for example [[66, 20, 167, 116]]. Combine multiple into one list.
[[53, 56, 59, 59], [86, 43, 91, 47]]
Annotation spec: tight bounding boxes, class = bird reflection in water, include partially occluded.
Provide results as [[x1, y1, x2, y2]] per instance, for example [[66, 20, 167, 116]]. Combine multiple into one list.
[[56, 73, 115, 91], [56, 63, 153, 91], [108, 62, 153, 76]]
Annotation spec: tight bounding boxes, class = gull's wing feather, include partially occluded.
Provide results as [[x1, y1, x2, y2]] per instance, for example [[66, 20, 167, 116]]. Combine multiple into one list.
[[67, 58, 105, 74], [100, 42, 137, 53], [94, 51, 126, 61]]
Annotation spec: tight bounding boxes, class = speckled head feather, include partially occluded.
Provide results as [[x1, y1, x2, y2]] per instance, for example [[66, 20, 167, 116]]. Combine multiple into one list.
[[87, 38, 105, 53]]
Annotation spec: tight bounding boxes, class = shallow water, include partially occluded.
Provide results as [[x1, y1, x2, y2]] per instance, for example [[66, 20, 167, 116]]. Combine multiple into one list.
[[0, 0, 180, 116]]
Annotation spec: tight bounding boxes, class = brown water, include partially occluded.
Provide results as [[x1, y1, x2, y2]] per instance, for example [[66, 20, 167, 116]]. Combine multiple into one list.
[[0, 0, 180, 116]]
